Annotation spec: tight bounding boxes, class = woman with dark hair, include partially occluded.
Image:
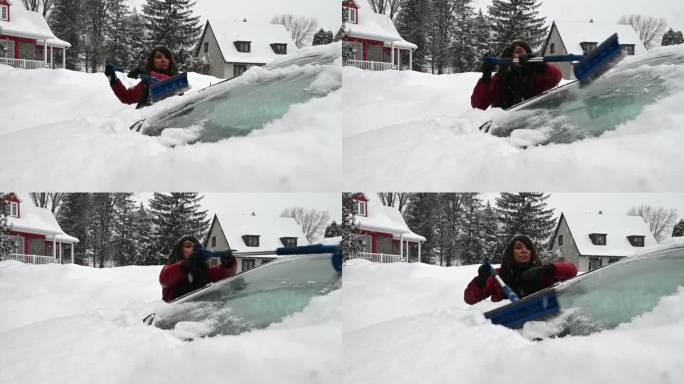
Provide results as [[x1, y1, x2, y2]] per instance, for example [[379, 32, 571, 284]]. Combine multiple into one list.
[[159, 235, 238, 303], [104, 46, 180, 108], [464, 234, 577, 305], [471, 40, 562, 110]]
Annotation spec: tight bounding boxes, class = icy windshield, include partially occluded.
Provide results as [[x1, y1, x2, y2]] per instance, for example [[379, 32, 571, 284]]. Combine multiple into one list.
[[489, 50, 684, 145], [141, 45, 341, 144], [152, 253, 340, 338], [549, 245, 684, 336]]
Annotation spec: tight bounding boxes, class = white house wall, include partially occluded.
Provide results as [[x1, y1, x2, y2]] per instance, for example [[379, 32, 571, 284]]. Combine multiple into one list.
[[550, 216, 581, 267], [543, 25, 574, 80], [200, 24, 231, 79], [206, 218, 230, 252]]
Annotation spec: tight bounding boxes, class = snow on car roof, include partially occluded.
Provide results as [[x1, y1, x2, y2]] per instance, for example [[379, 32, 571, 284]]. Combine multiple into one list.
[[213, 213, 309, 253], [0, 3, 71, 48], [204, 19, 298, 64], [355, 194, 426, 242], [6, 193, 78, 243], [345, 0, 417, 49], [563, 211, 657, 257], [552, 20, 645, 55]]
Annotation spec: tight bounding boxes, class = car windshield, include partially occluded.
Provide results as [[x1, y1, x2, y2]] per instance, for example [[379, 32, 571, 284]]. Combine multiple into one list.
[[152, 253, 339, 338], [539, 244, 684, 336], [141, 44, 340, 143], [489, 49, 684, 145]]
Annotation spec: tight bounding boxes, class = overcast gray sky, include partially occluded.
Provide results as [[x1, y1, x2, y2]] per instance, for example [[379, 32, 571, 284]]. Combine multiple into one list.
[[476, 0, 684, 34], [127, 0, 339, 34]]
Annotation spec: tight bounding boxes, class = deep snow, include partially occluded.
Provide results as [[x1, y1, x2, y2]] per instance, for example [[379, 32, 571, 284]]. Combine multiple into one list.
[[0, 261, 341, 384], [343, 45, 684, 191], [0, 44, 341, 191], [343, 260, 684, 384]]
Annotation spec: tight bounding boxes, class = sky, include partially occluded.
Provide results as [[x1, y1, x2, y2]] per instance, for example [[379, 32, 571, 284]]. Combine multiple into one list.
[[476, 0, 684, 33], [127, 0, 340, 34]]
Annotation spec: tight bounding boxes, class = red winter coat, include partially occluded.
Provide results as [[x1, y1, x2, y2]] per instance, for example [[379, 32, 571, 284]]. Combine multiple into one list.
[[470, 63, 562, 110], [159, 257, 238, 302], [463, 261, 577, 305], [110, 70, 171, 105]]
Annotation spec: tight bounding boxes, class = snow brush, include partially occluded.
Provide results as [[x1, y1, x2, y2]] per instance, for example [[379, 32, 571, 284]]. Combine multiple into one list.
[[107, 63, 191, 104], [485, 33, 626, 86], [482, 259, 561, 329], [234, 244, 342, 273]]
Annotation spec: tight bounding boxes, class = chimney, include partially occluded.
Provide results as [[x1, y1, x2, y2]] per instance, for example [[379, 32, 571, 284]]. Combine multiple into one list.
[[243, 18, 247, 22], [589, 19, 594, 23], [251, 212, 256, 216], [598, 210, 603, 214]]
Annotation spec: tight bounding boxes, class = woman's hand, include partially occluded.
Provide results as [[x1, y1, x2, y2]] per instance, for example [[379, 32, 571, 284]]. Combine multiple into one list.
[[474, 264, 491, 288], [521, 264, 556, 282]]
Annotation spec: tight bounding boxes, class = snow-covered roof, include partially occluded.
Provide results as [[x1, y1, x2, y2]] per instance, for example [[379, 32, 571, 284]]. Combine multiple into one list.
[[345, 0, 417, 50], [354, 194, 425, 242], [560, 212, 657, 257], [548, 20, 645, 55], [5, 193, 79, 243], [211, 213, 309, 253], [202, 19, 298, 64], [0, 3, 71, 48]]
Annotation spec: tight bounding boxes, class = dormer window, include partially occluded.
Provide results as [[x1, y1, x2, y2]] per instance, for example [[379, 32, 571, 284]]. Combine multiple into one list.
[[627, 235, 645, 247], [9, 201, 18, 218], [234, 41, 251, 53], [342, 6, 357, 24], [354, 200, 367, 217], [589, 233, 606, 246], [242, 235, 259, 247], [580, 42, 598, 54], [0, 5, 8, 22], [620, 44, 635, 55], [271, 43, 287, 55], [280, 237, 297, 247]]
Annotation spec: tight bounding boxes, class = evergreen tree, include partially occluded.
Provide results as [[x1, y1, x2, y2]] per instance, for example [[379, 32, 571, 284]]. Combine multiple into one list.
[[661, 28, 684, 46], [429, 0, 459, 74], [403, 193, 439, 263], [49, 0, 83, 69], [487, 0, 547, 54], [0, 194, 15, 259], [149, 193, 209, 263], [395, 0, 431, 71], [436, 193, 466, 266], [494, 193, 556, 256], [671, 219, 684, 237], [104, 0, 132, 68], [456, 193, 485, 265], [57, 193, 92, 265], [111, 194, 137, 266], [342, 193, 363, 259], [131, 202, 156, 265], [479, 201, 501, 262], [82, 0, 108, 72], [324, 221, 343, 238], [127, 7, 148, 69], [450, 0, 477, 72], [313, 29, 334, 45], [142, 0, 202, 68], [472, 9, 494, 66], [91, 193, 116, 268]]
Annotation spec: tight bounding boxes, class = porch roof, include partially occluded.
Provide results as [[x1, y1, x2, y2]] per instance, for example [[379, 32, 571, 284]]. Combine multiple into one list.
[[0, 4, 71, 48], [354, 194, 426, 242], [345, 0, 417, 50], [6, 193, 79, 244]]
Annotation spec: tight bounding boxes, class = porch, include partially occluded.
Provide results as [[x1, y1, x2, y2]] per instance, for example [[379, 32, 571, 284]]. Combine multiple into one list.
[[352, 232, 423, 263], [343, 40, 415, 71], [0, 36, 69, 69], [0, 57, 49, 69], [0, 253, 56, 264]]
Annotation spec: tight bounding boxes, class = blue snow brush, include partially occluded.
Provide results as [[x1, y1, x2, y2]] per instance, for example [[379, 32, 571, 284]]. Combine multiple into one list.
[[145, 72, 190, 103]]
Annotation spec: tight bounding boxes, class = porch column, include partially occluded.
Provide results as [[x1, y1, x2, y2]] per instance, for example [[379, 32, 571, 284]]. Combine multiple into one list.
[[398, 48, 401, 69], [71, 243, 74, 264], [44, 40, 48, 66], [399, 233, 404, 262], [417, 241, 421, 263], [52, 236, 56, 261], [63, 48, 66, 68], [391, 42, 395, 67], [50, 47, 54, 69], [409, 49, 413, 71]]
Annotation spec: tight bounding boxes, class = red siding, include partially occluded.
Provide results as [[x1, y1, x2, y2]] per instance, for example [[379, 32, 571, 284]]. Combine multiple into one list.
[[343, 37, 384, 61], [8, 230, 46, 254], [0, 35, 39, 59], [356, 229, 392, 253], [3, 193, 21, 218]]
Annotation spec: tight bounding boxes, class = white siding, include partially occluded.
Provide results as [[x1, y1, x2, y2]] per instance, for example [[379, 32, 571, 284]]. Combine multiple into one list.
[[550, 216, 581, 268], [198, 24, 231, 79], [543, 24, 574, 80]]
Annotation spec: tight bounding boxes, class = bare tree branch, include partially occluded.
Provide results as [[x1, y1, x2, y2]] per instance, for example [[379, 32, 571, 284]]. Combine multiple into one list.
[[22, 0, 40, 11], [627, 205, 678, 241], [619, 14, 668, 49], [280, 207, 331, 243], [271, 14, 319, 48]]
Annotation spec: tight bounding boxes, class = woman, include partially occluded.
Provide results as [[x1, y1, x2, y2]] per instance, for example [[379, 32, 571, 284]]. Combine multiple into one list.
[[464, 235, 577, 305], [471, 40, 562, 110], [159, 235, 238, 303], [104, 46, 179, 108]]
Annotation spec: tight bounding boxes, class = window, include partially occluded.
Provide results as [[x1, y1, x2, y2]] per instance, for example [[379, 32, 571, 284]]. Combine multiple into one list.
[[234, 64, 247, 77], [242, 235, 259, 247], [627, 235, 645, 247], [9, 201, 18, 218], [354, 200, 366, 216], [234, 41, 251, 53], [620, 44, 635, 55], [580, 42, 598, 54], [589, 233, 607, 246], [271, 43, 287, 55], [242, 258, 256, 271], [558, 234, 563, 246], [342, 6, 357, 24], [280, 237, 297, 247], [203, 42, 209, 53], [589, 257, 602, 271], [353, 233, 372, 253], [211, 236, 216, 247], [0, 5, 8, 22], [2, 235, 22, 254], [550, 42, 555, 54]]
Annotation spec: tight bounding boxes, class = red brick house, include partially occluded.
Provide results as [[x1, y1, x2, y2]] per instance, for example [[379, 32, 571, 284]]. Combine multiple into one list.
[[0, 0, 71, 69], [2, 193, 79, 264]]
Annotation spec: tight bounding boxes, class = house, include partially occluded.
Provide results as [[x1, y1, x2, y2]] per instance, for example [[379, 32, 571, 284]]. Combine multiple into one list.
[[0, 0, 70, 69], [541, 20, 645, 80], [202, 212, 308, 273], [1, 193, 79, 264], [549, 211, 657, 272], [193, 19, 297, 79], [350, 193, 425, 263], [342, 0, 417, 71]]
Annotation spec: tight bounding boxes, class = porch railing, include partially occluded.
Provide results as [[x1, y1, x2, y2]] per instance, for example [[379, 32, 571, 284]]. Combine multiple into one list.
[[0, 253, 57, 264], [0, 57, 50, 70], [345, 59, 397, 71], [348, 252, 403, 263]]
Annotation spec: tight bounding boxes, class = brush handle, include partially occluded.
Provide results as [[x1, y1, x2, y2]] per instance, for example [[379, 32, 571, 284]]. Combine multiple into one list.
[[485, 55, 585, 65], [483, 260, 520, 302]]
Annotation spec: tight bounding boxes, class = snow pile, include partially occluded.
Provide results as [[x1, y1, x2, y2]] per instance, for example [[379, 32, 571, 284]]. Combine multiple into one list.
[[0, 261, 341, 384], [343, 45, 684, 191], [343, 259, 684, 384]]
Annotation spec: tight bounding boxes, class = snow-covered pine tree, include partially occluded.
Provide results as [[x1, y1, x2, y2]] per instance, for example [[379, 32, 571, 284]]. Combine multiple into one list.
[[131, 202, 156, 265], [110, 194, 137, 266], [494, 193, 556, 257], [429, 0, 459, 74], [49, 0, 83, 70], [104, 0, 132, 69], [142, 0, 202, 69], [403, 193, 439, 264], [57, 193, 92, 265], [149, 193, 209, 263], [313, 29, 334, 46], [472, 9, 494, 67], [672, 219, 684, 237], [0, 194, 15, 259], [456, 193, 485, 265], [450, 0, 476, 73], [324, 221, 343, 238], [395, 0, 432, 71], [82, 0, 108, 72], [487, 0, 547, 54], [127, 7, 148, 69], [479, 201, 501, 262], [91, 193, 117, 268], [342, 193, 363, 260], [436, 193, 467, 266], [661, 28, 684, 46]]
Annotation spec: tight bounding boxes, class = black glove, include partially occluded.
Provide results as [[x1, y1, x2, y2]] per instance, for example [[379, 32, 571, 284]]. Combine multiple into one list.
[[181, 253, 204, 275], [518, 54, 546, 74], [521, 264, 555, 282], [219, 250, 235, 267], [474, 264, 491, 288], [481, 56, 495, 84], [192, 244, 215, 260], [104, 64, 117, 85], [127, 67, 144, 79]]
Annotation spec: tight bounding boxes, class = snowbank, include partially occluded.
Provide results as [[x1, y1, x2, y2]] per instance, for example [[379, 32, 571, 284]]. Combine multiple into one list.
[[343, 45, 684, 191], [343, 259, 684, 384], [0, 261, 341, 384]]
